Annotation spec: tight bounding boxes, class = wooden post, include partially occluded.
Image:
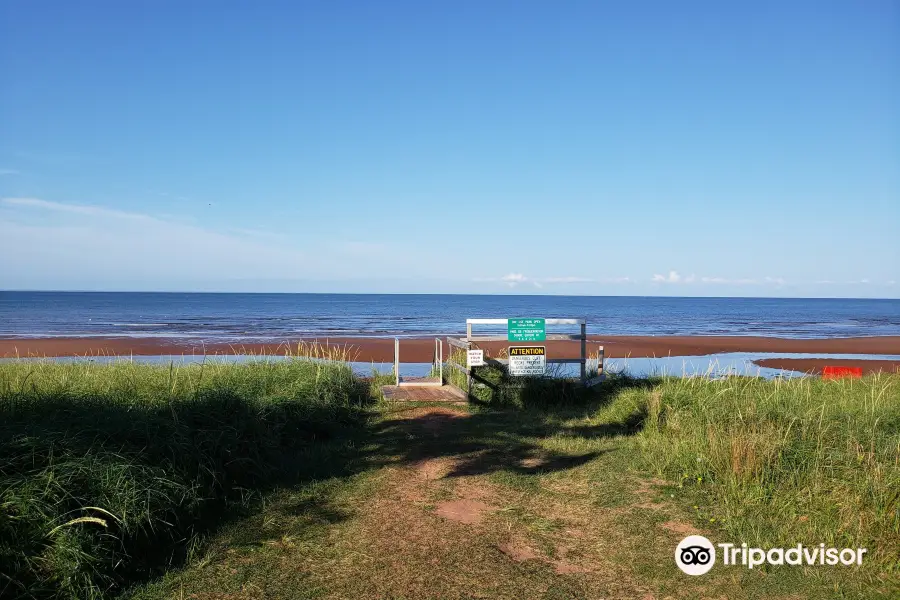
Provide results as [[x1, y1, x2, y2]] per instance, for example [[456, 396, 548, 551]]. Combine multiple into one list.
[[580, 322, 587, 386], [465, 322, 473, 394], [434, 338, 443, 384], [466, 340, 473, 393], [394, 337, 400, 386], [598, 345, 605, 377]]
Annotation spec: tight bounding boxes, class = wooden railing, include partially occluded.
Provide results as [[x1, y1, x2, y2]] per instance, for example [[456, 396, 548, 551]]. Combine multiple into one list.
[[445, 318, 605, 393], [393, 337, 443, 387]]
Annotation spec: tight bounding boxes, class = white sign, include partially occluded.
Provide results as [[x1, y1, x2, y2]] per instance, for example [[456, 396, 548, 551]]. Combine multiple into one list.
[[508, 346, 546, 376], [467, 349, 484, 367]]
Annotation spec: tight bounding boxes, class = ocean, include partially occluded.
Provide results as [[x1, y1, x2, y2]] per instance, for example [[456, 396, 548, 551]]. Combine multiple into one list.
[[1, 292, 898, 340]]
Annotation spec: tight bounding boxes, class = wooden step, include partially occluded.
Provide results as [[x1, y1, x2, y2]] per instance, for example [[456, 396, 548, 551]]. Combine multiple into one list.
[[381, 385, 467, 402]]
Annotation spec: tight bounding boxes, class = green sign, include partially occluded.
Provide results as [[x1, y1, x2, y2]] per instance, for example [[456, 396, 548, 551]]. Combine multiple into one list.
[[508, 318, 546, 342]]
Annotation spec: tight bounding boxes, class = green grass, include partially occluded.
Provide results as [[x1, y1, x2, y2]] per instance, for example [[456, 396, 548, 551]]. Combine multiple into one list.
[[634, 373, 900, 571], [2, 355, 897, 599], [0, 354, 371, 599]]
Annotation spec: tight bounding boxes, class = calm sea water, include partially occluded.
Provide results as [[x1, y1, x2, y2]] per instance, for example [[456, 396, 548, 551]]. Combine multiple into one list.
[[21, 352, 900, 379], [1, 292, 898, 340]]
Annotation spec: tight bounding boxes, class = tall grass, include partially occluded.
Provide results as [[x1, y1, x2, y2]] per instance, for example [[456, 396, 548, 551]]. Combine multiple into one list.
[[0, 350, 370, 599], [635, 374, 900, 571], [446, 357, 899, 569]]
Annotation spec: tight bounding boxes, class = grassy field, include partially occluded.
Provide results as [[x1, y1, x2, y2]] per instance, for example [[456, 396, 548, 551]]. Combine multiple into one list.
[[0, 352, 372, 599], [637, 374, 900, 569], [1, 358, 897, 599]]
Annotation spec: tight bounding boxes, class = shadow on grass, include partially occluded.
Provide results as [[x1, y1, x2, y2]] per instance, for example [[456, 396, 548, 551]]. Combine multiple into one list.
[[0, 378, 374, 600], [366, 374, 659, 480], [466, 365, 658, 411], [1, 368, 659, 600], [448, 448, 612, 478], [559, 405, 649, 439]]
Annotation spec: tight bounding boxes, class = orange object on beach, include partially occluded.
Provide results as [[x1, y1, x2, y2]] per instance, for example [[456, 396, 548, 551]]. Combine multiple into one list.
[[822, 366, 863, 379]]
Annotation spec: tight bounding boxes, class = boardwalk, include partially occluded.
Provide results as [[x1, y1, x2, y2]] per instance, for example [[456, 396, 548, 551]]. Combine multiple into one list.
[[381, 384, 467, 402]]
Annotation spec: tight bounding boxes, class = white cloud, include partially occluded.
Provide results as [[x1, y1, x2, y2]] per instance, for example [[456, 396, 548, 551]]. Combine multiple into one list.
[[654, 271, 787, 286], [0, 198, 304, 279], [498, 273, 543, 288], [653, 270, 683, 283], [3, 197, 153, 221], [0, 197, 412, 288], [477, 274, 621, 287], [0, 168, 19, 176], [814, 278, 893, 286], [501, 273, 528, 285]]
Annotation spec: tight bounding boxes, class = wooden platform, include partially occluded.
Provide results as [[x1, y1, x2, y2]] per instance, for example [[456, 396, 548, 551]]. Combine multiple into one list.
[[381, 385, 468, 402]]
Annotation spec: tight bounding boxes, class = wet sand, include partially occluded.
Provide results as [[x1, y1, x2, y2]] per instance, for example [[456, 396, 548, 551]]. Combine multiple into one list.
[[1, 335, 899, 364], [752, 358, 900, 376]]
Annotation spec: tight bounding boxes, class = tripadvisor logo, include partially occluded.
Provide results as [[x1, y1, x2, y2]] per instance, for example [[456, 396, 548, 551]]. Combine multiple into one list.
[[675, 536, 867, 575], [675, 535, 716, 575]]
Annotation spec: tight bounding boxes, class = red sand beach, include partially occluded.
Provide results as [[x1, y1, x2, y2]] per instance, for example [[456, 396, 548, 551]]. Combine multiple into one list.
[[752, 358, 900, 376], [2, 336, 899, 375]]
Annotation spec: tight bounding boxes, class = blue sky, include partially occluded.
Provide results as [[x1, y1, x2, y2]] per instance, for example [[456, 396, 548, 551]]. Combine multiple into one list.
[[0, 0, 897, 297]]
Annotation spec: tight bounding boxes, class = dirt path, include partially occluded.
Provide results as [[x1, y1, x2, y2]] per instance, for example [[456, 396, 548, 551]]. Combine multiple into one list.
[[143, 405, 801, 599], [293, 406, 738, 600]]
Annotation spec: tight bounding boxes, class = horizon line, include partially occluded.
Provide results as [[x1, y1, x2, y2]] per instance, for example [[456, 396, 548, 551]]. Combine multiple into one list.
[[1, 289, 898, 301]]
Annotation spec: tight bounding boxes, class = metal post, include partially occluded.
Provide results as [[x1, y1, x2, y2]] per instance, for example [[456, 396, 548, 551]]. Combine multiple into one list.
[[433, 338, 439, 383], [394, 337, 400, 386], [598, 345, 605, 377], [580, 322, 587, 386]]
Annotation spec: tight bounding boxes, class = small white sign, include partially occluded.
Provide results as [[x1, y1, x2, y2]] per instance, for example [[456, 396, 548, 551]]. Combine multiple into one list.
[[467, 349, 484, 367], [508, 346, 546, 376]]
